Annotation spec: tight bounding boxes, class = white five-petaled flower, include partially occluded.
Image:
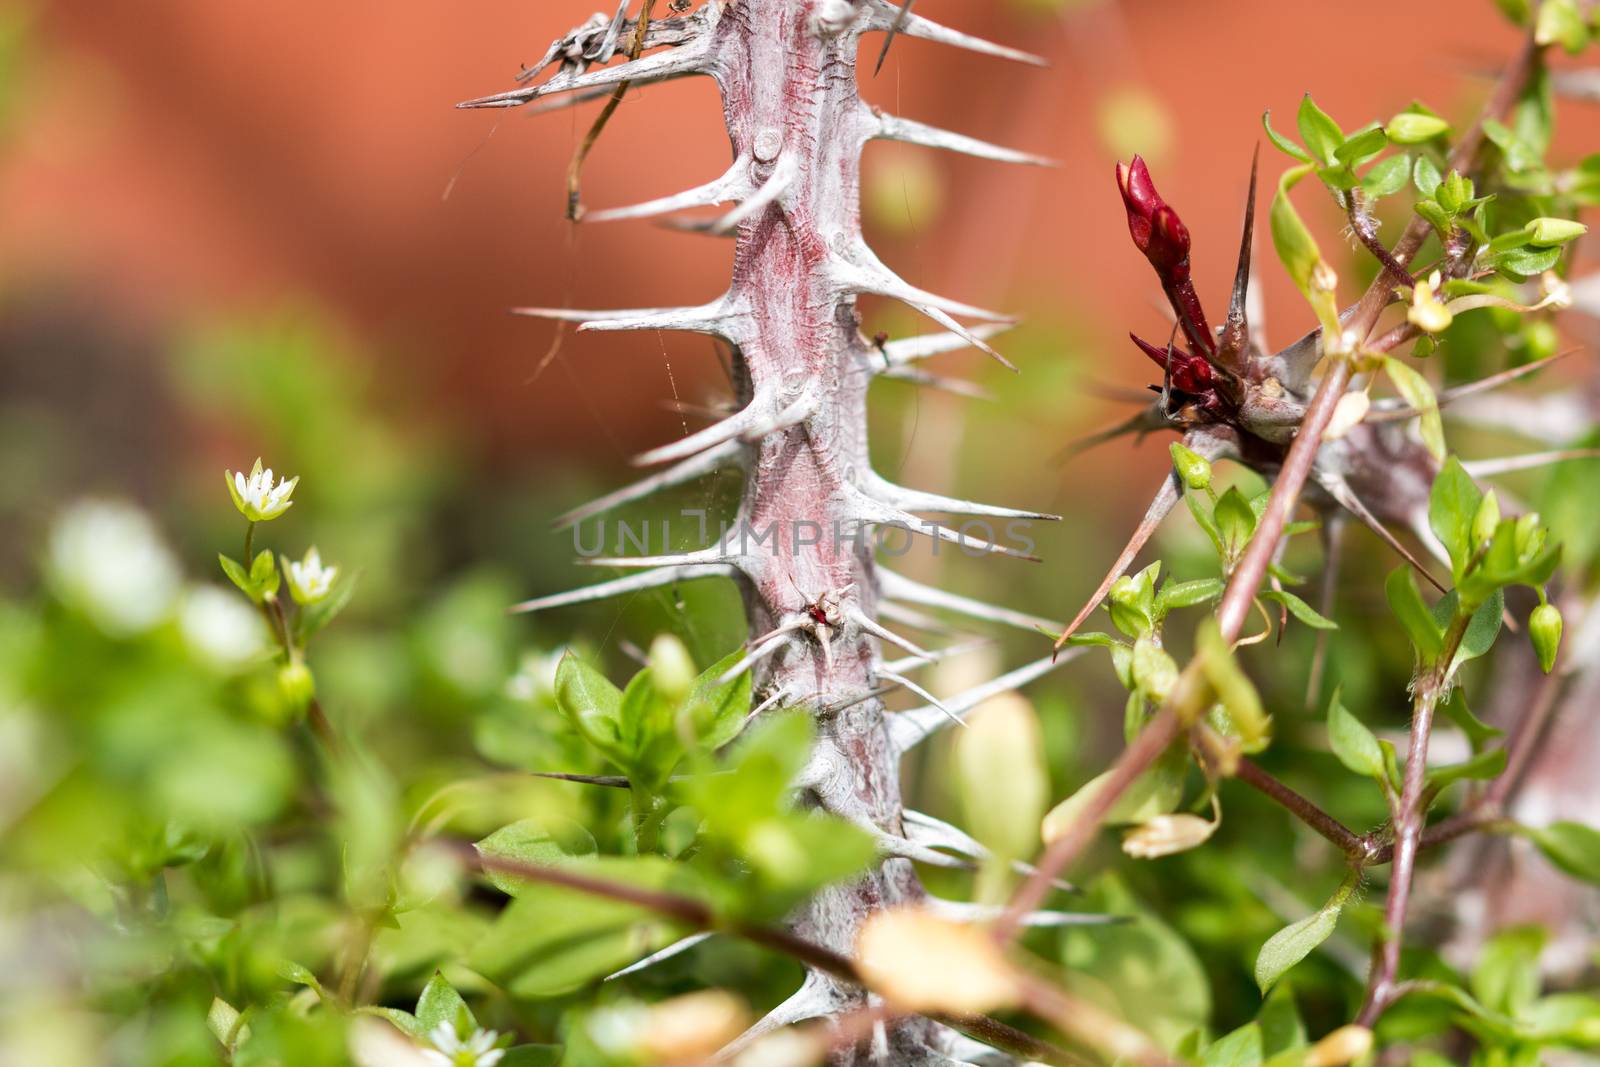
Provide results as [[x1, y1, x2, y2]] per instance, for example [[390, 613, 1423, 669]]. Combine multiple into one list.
[[226, 458, 299, 522], [286, 546, 338, 605], [420, 1022, 504, 1067]]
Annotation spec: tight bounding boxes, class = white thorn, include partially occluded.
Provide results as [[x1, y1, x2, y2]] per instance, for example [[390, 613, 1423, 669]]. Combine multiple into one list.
[[716, 622, 805, 685], [512, 563, 740, 613], [603, 931, 715, 981], [878, 367, 993, 400], [877, 598, 965, 635], [882, 638, 992, 675], [719, 973, 849, 1060], [579, 545, 736, 569], [889, 651, 1082, 752], [458, 37, 713, 109], [847, 492, 1038, 560], [742, 684, 796, 729], [632, 384, 814, 467], [1463, 449, 1600, 478], [847, 607, 936, 663], [878, 567, 1060, 633], [879, 668, 965, 728], [876, 324, 1014, 369], [871, 109, 1055, 166], [860, 469, 1059, 521], [864, 1, 1048, 66], [585, 163, 752, 223], [554, 440, 743, 529], [702, 155, 797, 235]]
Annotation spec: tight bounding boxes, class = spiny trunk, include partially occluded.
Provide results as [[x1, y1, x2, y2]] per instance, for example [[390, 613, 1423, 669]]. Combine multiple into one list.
[[464, 3, 1053, 1061]]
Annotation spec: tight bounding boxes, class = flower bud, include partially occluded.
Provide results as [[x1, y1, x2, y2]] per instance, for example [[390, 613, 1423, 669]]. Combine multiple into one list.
[[1169, 442, 1212, 491], [1122, 813, 1217, 859], [1117, 155, 1192, 280], [1530, 602, 1563, 673], [1384, 112, 1449, 143], [278, 660, 316, 712], [647, 634, 696, 698], [1471, 490, 1501, 552], [1514, 512, 1545, 559], [1408, 271, 1453, 334], [1526, 217, 1587, 247], [856, 908, 1020, 1015], [1305, 1025, 1373, 1067]]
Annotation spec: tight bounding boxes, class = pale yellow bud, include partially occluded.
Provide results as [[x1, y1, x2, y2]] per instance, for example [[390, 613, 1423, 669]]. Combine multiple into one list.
[[1305, 1024, 1374, 1067], [1121, 813, 1218, 859], [636, 991, 751, 1063], [855, 908, 1020, 1015], [1323, 391, 1371, 441]]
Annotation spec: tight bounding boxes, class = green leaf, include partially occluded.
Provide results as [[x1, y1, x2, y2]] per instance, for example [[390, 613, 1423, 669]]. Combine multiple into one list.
[[1413, 155, 1443, 196], [1526, 821, 1600, 884], [1155, 577, 1224, 618], [1430, 588, 1505, 673], [475, 818, 597, 898], [1384, 566, 1444, 661], [500, 1047, 563, 1067], [1361, 154, 1411, 198], [1535, 0, 1589, 53], [1334, 125, 1387, 166], [687, 649, 753, 750], [1269, 163, 1325, 301], [1256, 984, 1306, 1056], [1383, 358, 1444, 461], [218, 553, 257, 601], [1437, 688, 1504, 752], [955, 690, 1048, 866], [553, 651, 626, 765], [1254, 876, 1356, 992], [1197, 619, 1271, 752], [1426, 747, 1506, 791], [1215, 487, 1257, 562], [1262, 110, 1313, 163], [1202, 1023, 1263, 1067], [1042, 748, 1187, 837], [1327, 691, 1385, 781], [1385, 112, 1450, 144], [469, 856, 696, 998], [1261, 589, 1337, 630], [1471, 926, 1545, 1017], [1296, 94, 1344, 166], [208, 998, 247, 1050], [416, 971, 474, 1036], [1428, 457, 1483, 580]]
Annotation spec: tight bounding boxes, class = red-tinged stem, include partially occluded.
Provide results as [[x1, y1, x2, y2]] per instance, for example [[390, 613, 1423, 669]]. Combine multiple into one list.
[[1357, 610, 1472, 1027]]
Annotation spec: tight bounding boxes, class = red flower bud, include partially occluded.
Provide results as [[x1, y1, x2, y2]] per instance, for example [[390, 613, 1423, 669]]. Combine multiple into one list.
[[1117, 156, 1214, 358], [1117, 156, 1192, 281], [1129, 333, 1218, 406]]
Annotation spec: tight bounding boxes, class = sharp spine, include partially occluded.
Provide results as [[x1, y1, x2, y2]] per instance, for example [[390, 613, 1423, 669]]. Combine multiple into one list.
[[512, 562, 740, 612], [554, 440, 743, 529], [863, 1, 1048, 66], [604, 932, 716, 981], [860, 469, 1059, 521], [458, 39, 713, 109], [879, 567, 1060, 633], [870, 110, 1055, 166], [585, 164, 752, 223]]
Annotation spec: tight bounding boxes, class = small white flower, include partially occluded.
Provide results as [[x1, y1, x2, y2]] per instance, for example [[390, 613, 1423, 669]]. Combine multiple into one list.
[[180, 586, 267, 670], [226, 458, 299, 522], [47, 500, 181, 637], [421, 1022, 504, 1067], [286, 546, 338, 605]]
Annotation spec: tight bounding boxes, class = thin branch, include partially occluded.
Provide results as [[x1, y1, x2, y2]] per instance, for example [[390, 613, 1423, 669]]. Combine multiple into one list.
[[459, 844, 1083, 1066], [1356, 610, 1473, 1027], [1234, 754, 1373, 860]]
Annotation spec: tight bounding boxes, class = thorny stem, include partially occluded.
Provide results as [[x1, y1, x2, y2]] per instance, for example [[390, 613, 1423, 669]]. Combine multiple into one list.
[[1005, 28, 1547, 942], [459, 845, 1084, 1067], [1346, 190, 1417, 287], [1357, 609, 1473, 1026]]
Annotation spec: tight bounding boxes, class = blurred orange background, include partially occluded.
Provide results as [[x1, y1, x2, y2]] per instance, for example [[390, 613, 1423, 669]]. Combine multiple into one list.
[[1, 0, 1593, 492]]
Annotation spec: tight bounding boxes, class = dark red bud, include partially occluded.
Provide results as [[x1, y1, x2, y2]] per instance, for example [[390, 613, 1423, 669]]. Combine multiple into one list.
[[1117, 156, 1192, 278]]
